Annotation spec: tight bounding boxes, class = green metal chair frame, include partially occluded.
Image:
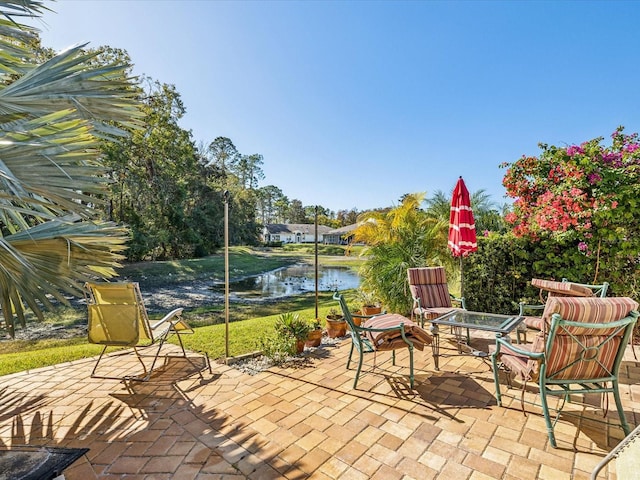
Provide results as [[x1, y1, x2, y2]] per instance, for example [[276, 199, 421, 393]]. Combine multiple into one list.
[[492, 296, 639, 448], [333, 292, 428, 389]]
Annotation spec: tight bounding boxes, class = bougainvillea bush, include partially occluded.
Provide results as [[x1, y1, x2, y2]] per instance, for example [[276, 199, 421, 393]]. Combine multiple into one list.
[[500, 126, 640, 298]]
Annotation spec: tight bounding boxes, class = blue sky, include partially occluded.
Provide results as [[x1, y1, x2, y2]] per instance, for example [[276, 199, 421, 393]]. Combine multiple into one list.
[[30, 1, 640, 213]]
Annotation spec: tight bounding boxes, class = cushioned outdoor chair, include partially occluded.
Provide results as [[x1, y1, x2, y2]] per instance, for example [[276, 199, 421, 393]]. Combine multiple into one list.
[[333, 292, 432, 389], [407, 266, 466, 326], [85, 281, 211, 381], [491, 296, 639, 448], [520, 278, 609, 332], [517, 278, 611, 345]]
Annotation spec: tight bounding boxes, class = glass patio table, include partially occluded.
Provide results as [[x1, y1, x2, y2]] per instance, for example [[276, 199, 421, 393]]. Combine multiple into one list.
[[428, 310, 524, 370]]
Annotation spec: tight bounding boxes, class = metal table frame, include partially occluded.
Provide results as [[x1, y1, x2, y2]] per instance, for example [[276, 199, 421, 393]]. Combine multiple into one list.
[[429, 310, 524, 370]]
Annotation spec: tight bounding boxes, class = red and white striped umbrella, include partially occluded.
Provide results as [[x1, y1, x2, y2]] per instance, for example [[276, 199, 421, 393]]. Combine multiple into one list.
[[448, 176, 477, 257]]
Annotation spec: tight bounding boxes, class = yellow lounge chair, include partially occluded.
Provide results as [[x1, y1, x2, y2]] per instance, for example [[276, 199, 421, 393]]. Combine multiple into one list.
[[85, 281, 210, 381]]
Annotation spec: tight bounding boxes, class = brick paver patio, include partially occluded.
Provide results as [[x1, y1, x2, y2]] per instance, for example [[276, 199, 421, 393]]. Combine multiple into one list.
[[1, 332, 638, 479]]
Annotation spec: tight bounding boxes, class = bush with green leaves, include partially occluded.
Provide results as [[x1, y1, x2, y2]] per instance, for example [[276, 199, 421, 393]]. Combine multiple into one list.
[[501, 127, 640, 298], [257, 333, 296, 365]]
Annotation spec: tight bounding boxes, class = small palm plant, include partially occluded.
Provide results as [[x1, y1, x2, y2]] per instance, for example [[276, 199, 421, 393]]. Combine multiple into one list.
[[275, 312, 312, 342]]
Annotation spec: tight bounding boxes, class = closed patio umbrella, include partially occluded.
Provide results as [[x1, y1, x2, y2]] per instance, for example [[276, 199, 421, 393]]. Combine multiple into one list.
[[448, 176, 478, 298]]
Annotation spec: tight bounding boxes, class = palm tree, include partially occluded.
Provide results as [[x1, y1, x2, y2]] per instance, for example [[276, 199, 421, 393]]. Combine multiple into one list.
[[352, 193, 450, 313], [425, 188, 506, 234], [0, 1, 141, 336]]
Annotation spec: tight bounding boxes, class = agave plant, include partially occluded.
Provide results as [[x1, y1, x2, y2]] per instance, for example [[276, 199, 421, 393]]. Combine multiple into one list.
[[0, 1, 142, 336]]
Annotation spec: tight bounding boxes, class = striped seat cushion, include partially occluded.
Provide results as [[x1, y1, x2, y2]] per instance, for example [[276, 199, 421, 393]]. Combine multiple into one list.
[[496, 297, 638, 382], [407, 267, 452, 309], [530, 296, 638, 380], [363, 314, 432, 351], [531, 278, 595, 297]]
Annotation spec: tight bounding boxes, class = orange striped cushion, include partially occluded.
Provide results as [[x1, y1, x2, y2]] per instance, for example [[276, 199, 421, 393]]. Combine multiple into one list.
[[363, 314, 432, 351], [408, 266, 448, 285], [531, 278, 595, 297], [530, 297, 638, 380], [410, 284, 452, 309]]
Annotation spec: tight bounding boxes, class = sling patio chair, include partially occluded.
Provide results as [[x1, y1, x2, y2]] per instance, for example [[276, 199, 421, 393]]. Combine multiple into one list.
[[333, 292, 432, 389], [491, 296, 639, 448], [85, 281, 211, 381], [407, 266, 466, 327], [591, 422, 640, 479]]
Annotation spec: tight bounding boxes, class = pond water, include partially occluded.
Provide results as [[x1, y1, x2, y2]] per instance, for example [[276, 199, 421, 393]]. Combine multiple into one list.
[[212, 264, 360, 299]]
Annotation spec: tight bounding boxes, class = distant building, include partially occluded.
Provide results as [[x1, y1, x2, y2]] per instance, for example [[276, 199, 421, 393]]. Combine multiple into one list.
[[323, 224, 358, 245], [262, 223, 333, 244]]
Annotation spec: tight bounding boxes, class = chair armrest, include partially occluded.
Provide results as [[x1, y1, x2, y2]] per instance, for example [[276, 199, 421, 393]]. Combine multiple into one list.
[[494, 336, 544, 360], [519, 302, 545, 316], [451, 294, 466, 310], [152, 308, 184, 329]]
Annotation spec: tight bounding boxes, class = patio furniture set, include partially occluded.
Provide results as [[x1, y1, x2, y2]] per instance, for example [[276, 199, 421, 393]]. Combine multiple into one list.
[[22, 271, 635, 478], [335, 266, 639, 472]]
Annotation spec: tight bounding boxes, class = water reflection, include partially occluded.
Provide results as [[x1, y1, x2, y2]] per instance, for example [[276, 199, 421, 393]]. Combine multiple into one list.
[[212, 264, 360, 298]]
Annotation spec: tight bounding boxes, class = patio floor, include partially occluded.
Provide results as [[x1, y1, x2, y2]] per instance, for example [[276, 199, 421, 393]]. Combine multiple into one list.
[[1, 331, 638, 479]]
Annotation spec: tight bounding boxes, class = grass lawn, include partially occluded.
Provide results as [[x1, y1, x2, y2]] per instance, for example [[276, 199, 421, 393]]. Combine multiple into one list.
[[0, 246, 365, 377]]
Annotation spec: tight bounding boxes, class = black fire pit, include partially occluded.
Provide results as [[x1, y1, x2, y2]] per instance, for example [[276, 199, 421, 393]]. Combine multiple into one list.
[[0, 445, 89, 480]]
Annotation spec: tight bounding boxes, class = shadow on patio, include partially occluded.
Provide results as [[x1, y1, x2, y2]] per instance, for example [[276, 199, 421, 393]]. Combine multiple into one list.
[[0, 335, 638, 479]]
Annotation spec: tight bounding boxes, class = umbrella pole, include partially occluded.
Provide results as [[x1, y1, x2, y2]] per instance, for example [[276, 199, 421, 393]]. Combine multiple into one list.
[[459, 256, 464, 299]]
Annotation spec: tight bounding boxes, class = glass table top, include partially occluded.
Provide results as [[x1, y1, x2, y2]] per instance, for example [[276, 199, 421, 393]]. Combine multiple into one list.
[[429, 310, 523, 335]]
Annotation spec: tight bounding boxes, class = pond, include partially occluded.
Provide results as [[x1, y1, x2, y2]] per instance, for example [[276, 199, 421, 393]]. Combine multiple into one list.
[[212, 264, 360, 299]]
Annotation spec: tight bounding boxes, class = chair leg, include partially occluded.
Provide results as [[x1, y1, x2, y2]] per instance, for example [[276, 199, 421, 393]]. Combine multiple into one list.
[[408, 345, 414, 389], [354, 351, 364, 389], [91, 345, 109, 378], [346, 341, 355, 370], [141, 338, 167, 381], [538, 379, 557, 448], [490, 354, 503, 406], [613, 379, 631, 436]]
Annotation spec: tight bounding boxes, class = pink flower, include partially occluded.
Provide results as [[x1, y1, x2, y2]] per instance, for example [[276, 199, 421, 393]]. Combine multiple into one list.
[[611, 201, 618, 209], [578, 241, 588, 252], [567, 145, 584, 156], [483, 230, 490, 237]]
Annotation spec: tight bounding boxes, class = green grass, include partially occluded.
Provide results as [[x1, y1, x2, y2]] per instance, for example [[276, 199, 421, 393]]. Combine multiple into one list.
[[0, 286, 360, 377]]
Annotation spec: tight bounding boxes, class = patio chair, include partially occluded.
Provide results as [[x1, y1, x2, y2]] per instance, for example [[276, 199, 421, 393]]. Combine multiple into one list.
[[591, 423, 640, 479], [333, 292, 432, 389], [517, 278, 611, 346], [491, 296, 639, 448], [520, 278, 609, 332], [85, 281, 211, 381], [407, 266, 466, 327]]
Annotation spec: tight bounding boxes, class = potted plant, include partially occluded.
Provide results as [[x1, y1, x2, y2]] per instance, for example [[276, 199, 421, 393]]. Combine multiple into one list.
[[357, 289, 382, 316], [275, 312, 312, 354], [325, 307, 346, 338], [305, 318, 323, 348]]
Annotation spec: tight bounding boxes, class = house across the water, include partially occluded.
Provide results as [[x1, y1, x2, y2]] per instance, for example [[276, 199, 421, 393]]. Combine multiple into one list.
[[261, 223, 358, 245]]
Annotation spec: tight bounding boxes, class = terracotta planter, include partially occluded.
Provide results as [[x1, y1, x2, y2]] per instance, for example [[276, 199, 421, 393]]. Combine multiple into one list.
[[362, 305, 382, 316], [326, 316, 347, 338], [348, 311, 364, 331], [295, 339, 305, 354], [305, 328, 323, 348]]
